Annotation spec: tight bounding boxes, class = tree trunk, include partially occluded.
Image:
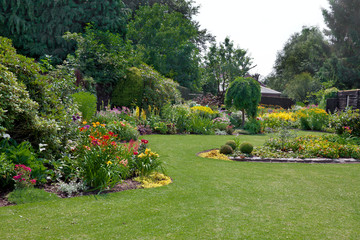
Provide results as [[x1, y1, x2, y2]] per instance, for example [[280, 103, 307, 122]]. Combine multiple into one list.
[[241, 109, 245, 128]]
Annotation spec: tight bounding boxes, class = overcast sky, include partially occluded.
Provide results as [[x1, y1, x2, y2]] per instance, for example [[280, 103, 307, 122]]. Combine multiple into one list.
[[193, 0, 330, 79]]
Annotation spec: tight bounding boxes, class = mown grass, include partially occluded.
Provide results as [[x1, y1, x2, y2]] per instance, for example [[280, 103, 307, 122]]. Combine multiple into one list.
[[1, 132, 360, 239]]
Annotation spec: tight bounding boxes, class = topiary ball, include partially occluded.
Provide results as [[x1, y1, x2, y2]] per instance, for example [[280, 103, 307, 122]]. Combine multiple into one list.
[[239, 142, 253, 154], [225, 140, 237, 150], [219, 145, 234, 155]]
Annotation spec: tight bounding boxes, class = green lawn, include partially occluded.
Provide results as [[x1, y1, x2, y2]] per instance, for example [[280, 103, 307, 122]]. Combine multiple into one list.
[[1, 133, 360, 239]]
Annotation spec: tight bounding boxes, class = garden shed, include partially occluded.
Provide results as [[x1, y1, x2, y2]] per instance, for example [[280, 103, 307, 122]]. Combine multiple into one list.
[[259, 86, 294, 109]]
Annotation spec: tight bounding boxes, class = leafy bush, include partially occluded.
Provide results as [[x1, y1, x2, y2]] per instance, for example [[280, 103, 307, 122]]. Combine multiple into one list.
[[225, 140, 237, 150], [220, 145, 233, 155], [239, 142, 254, 154], [161, 104, 191, 133], [188, 114, 215, 135], [261, 135, 360, 159], [139, 64, 181, 110], [71, 92, 97, 121], [153, 122, 169, 134], [296, 107, 329, 131], [244, 118, 262, 134], [106, 120, 139, 142], [111, 67, 144, 108], [0, 152, 14, 191], [332, 109, 360, 137], [0, 36, 79, 158]]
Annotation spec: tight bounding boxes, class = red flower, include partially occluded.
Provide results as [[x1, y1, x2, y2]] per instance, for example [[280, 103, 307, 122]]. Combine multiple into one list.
[[108, 131, 115, 136], [103, 135, 110, 140], [111, 141, 117, 146], [141, 139, 149, 144], [30, 179, 36, 184], [133, 151, 139, 155]]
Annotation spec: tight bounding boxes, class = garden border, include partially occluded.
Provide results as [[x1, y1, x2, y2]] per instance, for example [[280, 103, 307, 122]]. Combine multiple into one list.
[[197, 150, 360, 164]]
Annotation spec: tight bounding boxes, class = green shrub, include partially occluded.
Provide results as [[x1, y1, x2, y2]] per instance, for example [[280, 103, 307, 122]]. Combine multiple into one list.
[[71, 92, 97, 121], [0, 152, 14, 191], [161, 104, 191, 133], [188, 114, 215, 135], [219, 145, 233, 155], [225, 140, 237, 150], [130, 146, 163, 177], [111, 67, 144, 108], [296, 107, 329, 131], [0, 36, 79, 159], [153, 122, 169, 134], [239, 142, 254, 154], [244, 118, 262, 134]]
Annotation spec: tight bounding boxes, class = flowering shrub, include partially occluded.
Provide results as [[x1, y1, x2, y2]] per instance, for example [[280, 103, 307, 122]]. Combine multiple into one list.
[[106, 120, 139, 142], [260, 135, 360, 159], [12, 164, 36, 189], [93, 106, 135, 125], [213, 117, 231, 131], [259, 111, 296, 130], [331, 109, 360, 137], [74, 124, 133, 191], [190, 105, 219, 119], [131, 144, 162, 177], [295, 107, 328, 131]]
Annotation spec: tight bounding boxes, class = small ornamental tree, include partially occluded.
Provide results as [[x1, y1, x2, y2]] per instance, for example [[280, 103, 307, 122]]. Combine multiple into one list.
[[225, 77, 261, 127]]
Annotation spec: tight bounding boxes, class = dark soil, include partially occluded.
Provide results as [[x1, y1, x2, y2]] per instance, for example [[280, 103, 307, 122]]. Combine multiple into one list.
[[0, 179, 141, 208]]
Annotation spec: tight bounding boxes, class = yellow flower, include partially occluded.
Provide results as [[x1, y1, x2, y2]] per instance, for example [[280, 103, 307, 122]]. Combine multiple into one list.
[[92, 123, 97, 127], [145, 148, 151, 154], [101, 124, 106, 127], [96, 122, 100, 125], [138, 153, 145, 158], [82, 121, 87, 125], [106, 161, 113, 165]]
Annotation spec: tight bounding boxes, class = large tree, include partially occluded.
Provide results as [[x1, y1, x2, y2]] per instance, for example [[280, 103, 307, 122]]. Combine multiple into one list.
[[322, 0, 360, 89], [64, 25, 136, 107], [265, 27, 331, 93], [0, 0, 129, 63], [127, 3, 201, 90], [202, 37, 254, 98]]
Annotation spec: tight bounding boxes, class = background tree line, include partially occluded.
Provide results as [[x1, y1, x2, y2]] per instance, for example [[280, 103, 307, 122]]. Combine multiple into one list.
[[265, 0, 360, 104], [0, 0, 359, 106]]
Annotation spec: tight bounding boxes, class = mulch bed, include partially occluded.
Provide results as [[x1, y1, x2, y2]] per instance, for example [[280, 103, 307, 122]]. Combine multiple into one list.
[[0, 179, 141, 208]]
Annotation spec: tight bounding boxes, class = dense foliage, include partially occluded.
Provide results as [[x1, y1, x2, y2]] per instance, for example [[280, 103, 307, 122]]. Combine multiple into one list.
[[127, 4, 201, 90], [0, 0, 129, 64], [225, 77, 261, 126]]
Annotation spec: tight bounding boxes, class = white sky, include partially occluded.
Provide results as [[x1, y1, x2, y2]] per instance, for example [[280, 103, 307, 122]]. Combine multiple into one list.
[[193, 0, 330, 79]]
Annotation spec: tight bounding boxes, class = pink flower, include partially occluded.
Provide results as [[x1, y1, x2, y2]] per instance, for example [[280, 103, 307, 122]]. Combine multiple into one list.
[[133, 151, 139, 155], [30, 179, 36, 185], [13, 175, 21, 180], [141, 139, 149, 144]]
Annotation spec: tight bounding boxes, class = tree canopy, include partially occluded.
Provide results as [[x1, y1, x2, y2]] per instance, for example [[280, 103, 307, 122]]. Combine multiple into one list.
[[322, 0, 360, 89], [127, 3, 201, 90], [203, 37, 254, 97], [225, 77, 261, 126], [0, 0, 129, 63]]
